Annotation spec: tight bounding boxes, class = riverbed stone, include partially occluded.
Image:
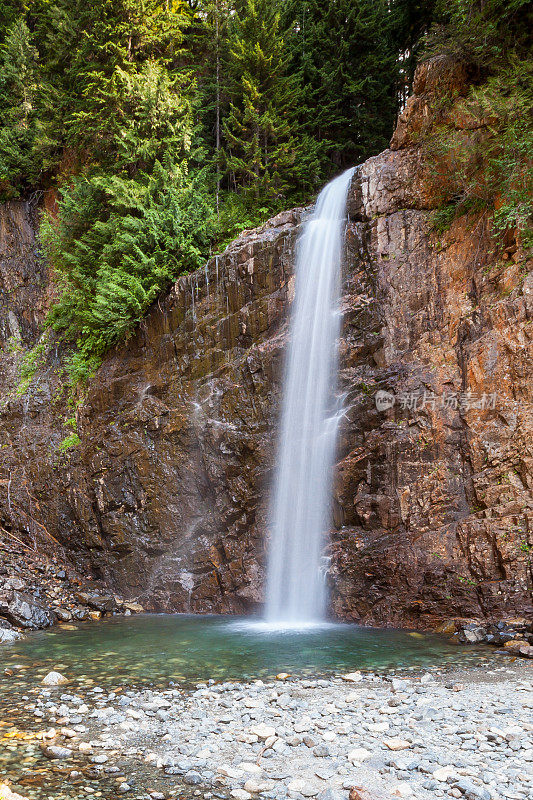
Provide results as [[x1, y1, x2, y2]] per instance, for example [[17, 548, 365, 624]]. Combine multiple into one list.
[[0, 591, 55, 629], [348, 748, 372, 763], [40, 744, 73, 759], [0, 627, 22, 642], [230, 791, 251, 800], [383, 738, 412, 751], [251, 724, 277, 739], [42, 671, 68, 686]]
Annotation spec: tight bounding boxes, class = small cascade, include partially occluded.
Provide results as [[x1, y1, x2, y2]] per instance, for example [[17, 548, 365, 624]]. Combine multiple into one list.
[[264, 167, 355, 625]]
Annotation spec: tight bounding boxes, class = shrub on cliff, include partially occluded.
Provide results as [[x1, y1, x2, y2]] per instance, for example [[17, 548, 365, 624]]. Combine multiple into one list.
[[426, 0, 531, 75], [42, 161, 212, 385], [424, 0, 533, 247]]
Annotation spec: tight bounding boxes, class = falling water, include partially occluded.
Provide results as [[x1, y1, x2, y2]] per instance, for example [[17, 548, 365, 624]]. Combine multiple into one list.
[[264, 167, 355, 625]]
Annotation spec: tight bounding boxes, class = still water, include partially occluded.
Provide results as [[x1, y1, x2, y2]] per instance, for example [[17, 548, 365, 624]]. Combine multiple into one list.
[[3, 614, 490, 685]]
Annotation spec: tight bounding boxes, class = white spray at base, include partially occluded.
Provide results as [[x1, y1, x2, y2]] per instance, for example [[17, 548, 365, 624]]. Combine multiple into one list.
[[264, 166, 355, 625]]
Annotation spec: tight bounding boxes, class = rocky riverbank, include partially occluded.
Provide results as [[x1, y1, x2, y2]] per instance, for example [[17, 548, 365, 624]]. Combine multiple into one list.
[[0, 542, 143, 642], [2, 663, 531, 800], [454, 621, 533, 658]]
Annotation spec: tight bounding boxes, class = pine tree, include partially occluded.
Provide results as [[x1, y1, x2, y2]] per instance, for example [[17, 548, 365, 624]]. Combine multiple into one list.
[[222, 0, 314, 206], [282, 0, 403, 176], [28, 0, 196, 173], [181, 0, 233, 216], [0, 18, 43, 198]]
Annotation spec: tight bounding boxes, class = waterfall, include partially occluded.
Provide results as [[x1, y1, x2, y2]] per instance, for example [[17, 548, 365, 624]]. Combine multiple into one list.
[[264, 167, 355, 625]]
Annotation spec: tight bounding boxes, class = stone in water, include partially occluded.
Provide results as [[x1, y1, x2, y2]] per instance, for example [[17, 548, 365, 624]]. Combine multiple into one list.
[[42, 671, 68, 686]]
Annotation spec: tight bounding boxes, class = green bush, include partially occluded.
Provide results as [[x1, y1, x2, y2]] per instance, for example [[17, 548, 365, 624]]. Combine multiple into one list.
[[42, 161, 212, 384], [15, 335, 47, 395]]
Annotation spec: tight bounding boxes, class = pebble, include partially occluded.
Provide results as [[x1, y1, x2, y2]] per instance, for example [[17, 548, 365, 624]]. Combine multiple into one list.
[[342, 672, 363, 683], [393, 785, 413, 797], [40, 744, 73, 759], [433, 767, 456, 782], [41, 671, 69, 686], [239, 763, 262, 775], [184, 771, 203, 785], [231, 791, 251, 800], [11, 665, 530, 800], [250, 723, 276, 739], [348, 748, 372, 763], [383, 738, 411, 751]]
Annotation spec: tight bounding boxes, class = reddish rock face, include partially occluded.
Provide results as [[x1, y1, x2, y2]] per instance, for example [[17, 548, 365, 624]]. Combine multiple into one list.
[[0, 60, 531, 627]]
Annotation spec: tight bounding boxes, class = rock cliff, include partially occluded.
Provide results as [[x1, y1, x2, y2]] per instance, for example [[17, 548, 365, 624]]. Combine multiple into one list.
[[0, 59, 531, 628]]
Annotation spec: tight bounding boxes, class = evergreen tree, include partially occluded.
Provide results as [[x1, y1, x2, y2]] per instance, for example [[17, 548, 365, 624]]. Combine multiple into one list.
[[282, 0, 402, 175], [222, 0, 317, 206], [392, 0, 439, 103], [42, 161, 212, 381], [0, 19, 43, 198], [0, 0, 25, 42], [183, 0, 233, 216], [28, 0, 195, 173], [31, 0, 215, 382]]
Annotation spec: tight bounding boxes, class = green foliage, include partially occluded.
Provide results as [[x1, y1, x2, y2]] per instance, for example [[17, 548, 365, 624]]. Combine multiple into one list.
[[425, 56, 533, 248], [423, 1, 533, 246], [216, 192, 273, 246], [5, 0, 215, 387], [431, 202, 458, 233], [43, 161, 212, 382], [57, 432, 81, 453], [15, 336, 48, 395], [221, 0, 319, 208], [5, 334, 23, 354], [57, 414, 80, 454], [0, 19, 43, 198], [280, 0, 434, 178], [425, 0, 532, 73], [282, 0, 397, 171]]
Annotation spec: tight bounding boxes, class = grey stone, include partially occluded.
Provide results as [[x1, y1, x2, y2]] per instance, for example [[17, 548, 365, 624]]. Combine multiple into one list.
[[0, 591, 55, 629], [0, 626, 22, 642], [184, 771, 203, 785], [41, 744, 73, 759]]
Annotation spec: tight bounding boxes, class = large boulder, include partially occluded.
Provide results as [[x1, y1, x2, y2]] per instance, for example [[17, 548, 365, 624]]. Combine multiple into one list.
[[0, 590, 55, 629]]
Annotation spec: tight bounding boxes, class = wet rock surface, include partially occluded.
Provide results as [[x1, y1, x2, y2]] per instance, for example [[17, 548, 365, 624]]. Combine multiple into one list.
[[0, 547, 143, 636], [0, 58, 531, 627], [452, 621, 533, 659]]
